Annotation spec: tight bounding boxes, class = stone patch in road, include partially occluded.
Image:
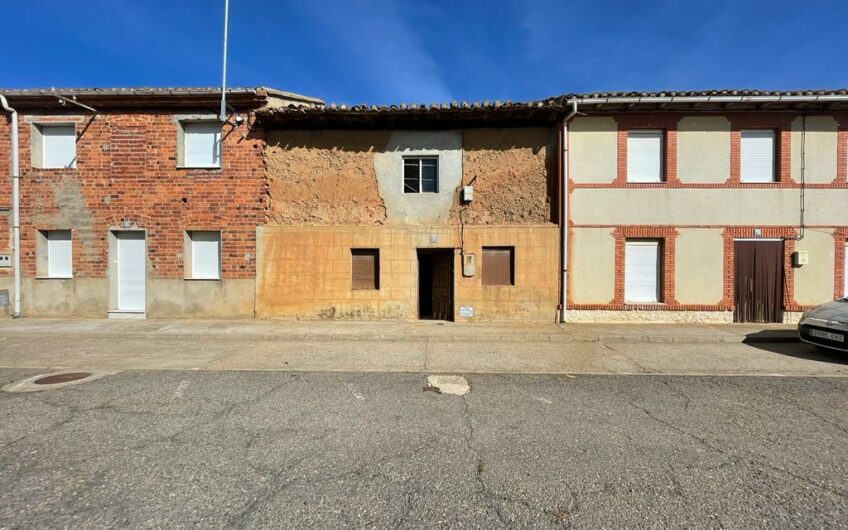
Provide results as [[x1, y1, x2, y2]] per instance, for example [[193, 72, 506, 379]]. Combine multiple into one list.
[[426, 374, 470, 395]]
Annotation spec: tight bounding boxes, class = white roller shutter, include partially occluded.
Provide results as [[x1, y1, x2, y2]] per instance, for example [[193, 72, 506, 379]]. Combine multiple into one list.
[[625, 240, 660, 303], [42, 125, 76, 168], [740, 130, 775, 183], [627, 130, 663, 182], [844, 242, 847, 298], [47, 230, 73, 278], [184, 122, 221, 167], [191, 231, 221, 279]]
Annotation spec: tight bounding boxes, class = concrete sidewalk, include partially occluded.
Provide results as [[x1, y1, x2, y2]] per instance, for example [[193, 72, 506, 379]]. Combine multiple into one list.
[[1, 317, 841, 378], [0, 317, 799, 344]]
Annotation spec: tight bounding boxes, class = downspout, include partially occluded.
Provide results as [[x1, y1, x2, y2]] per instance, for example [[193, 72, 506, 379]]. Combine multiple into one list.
[[560, 99, 579, 322], [0, 95, 20, 317]]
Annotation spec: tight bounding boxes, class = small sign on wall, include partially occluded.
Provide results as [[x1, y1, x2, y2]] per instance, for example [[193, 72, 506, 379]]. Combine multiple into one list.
[[459, 306, 474, 318]]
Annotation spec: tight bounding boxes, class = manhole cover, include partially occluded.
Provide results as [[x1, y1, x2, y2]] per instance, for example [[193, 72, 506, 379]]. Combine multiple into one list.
[[34, 372, 93, 385]]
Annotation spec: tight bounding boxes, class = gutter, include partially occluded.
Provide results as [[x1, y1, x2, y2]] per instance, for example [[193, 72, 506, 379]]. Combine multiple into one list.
[[566, 94, 848, 106], [560, 100, 579, 323], [0, 94, 20, 317]]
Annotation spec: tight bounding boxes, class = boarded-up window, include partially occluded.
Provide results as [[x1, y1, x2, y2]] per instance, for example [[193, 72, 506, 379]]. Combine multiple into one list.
[[627, 130, 663, 182], [740, 129, 776, 183], [352, 249, 379, 290], [483, 247, 514, 286], [625, 240, 661, 303]]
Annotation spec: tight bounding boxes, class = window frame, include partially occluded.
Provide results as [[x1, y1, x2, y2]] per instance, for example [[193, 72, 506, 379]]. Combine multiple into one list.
[[739, 128, 777, 183], [482, 246, 515, 286], [184, 230, 222, 280], [626, 129, 664, 183], [624, 239, 662, 304], [351, 248, 380, 290], [36, 123, 77, 169], [402, 156, 439, 194], [36, 229, 73, 279], [179, 120, 222, 169]]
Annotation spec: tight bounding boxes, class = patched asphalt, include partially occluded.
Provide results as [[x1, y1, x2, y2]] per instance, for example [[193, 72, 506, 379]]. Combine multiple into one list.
[[1, 369, 846, 528]]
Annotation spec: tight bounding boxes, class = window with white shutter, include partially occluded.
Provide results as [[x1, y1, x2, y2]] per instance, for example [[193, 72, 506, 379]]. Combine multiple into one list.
[[740, 130, 776, 183], [41, 125, 77, 169], [625, 240, 661, 303], [187, 231, 221, 279], [40, 230, 73, 278], [627, 130, 663, 182], [183, 122, 221, 168]]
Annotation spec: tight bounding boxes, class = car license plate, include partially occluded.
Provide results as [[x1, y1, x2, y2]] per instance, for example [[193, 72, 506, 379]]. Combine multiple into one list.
[[810, 329, 844, 342]]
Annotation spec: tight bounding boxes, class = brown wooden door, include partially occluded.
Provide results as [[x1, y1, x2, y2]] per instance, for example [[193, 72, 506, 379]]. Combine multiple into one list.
[[734, 240, 784, 323], [431, 252, 454, 321]]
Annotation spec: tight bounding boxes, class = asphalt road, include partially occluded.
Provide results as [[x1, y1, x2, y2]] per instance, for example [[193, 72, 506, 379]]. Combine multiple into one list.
[[1, 369, 846, 529]]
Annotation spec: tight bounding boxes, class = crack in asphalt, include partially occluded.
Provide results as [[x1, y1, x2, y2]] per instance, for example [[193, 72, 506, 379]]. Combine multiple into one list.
[[626, 396, 848, 501]]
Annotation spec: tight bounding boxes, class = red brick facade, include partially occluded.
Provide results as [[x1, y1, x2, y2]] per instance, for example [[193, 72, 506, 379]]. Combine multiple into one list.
[[1, 108, 267, 281]]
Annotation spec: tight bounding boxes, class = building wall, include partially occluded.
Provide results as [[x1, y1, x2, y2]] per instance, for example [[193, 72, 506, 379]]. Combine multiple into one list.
[[1, 110, 265, 318], [256, 225, 559, 321], [568, 112, 848, 322], [260, 127, 558, 321]]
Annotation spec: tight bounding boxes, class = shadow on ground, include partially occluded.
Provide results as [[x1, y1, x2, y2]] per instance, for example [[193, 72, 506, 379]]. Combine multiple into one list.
[[742, 339, 848, 365]]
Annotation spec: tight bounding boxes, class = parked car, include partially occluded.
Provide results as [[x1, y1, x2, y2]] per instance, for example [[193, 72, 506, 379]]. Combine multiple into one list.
[[798, 299, 848, 352]]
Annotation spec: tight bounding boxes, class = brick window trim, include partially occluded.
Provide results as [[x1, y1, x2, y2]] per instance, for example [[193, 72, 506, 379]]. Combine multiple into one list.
[[729, 115, 793, 186], [837, 114, 848, 184], [612, 226, 678, 306], [835, 228, 848, 299], [571, 112, 848, 189], [615, 116, 679, 185], [567, 225, 826, 313]]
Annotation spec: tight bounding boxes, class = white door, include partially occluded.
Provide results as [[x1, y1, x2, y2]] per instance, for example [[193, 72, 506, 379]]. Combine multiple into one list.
[[116, 232, 146, 311]]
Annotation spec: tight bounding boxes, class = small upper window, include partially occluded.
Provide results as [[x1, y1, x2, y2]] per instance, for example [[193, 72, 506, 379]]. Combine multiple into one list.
[[627, 130, 663, 182], [740, 129, 776, 183], [182, 122, 221, 168], [403, 157, 438, 193], [41, 125, 77, 169]]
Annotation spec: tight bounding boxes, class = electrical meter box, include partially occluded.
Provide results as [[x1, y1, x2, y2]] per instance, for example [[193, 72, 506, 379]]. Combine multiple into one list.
[[462, 253, 476, 277], [0, 254, 10, 268], [462, 186, 474, 202], [792, 251, 809, 267]]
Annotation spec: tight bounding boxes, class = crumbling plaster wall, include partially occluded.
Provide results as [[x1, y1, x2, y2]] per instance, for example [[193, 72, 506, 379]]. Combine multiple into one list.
[[265, 130, 389, 225], [265, 127, 555, 227]]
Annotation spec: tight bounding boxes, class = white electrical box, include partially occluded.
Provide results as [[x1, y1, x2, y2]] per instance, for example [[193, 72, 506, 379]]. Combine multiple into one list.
[[0, 254, 10, 268], [792, 250, 809, 267], [462, 186, 474, 202], [462, 253, 476, 277]]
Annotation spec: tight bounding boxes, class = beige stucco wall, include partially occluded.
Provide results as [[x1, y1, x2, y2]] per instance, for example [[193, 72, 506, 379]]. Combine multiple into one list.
[[256, 225, 559, 321], [569, 117, 617, 184], [571, 188, 848, 226], [791, 116, 838, 184], [674, 228, 724, 304], [676, 117, 730, 184], [569, 228, 615, 304], [793, 229, 836, 306]]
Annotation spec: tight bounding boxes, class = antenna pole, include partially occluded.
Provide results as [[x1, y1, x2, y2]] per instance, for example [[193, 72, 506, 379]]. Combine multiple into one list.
[[219, 0, 230, 122]]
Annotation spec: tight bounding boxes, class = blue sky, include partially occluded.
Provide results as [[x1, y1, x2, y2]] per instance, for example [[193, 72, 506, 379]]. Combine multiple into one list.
[[4, 0, 847, 104]]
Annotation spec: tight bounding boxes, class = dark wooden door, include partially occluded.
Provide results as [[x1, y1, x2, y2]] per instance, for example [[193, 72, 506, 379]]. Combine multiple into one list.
[[431, 252, 454, 321], [734, 240, 784, 323]]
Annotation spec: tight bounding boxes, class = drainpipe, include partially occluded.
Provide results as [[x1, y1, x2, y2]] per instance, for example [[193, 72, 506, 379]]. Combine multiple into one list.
[[0, 94, 20, 317], [560, 99, 579, 323]]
